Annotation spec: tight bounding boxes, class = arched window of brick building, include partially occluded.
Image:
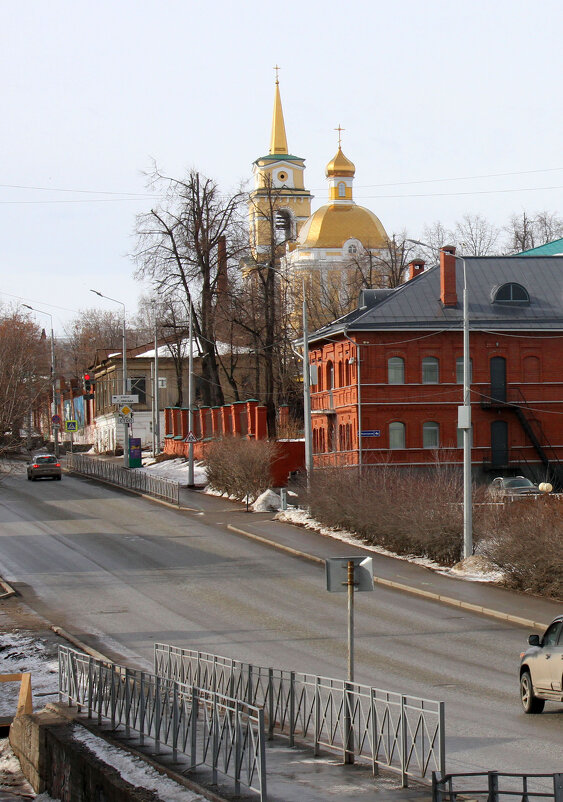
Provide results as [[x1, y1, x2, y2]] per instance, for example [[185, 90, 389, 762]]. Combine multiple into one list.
[[338, 361, 344, 387], [389, 421, 405, 449], [326, 361, 334, 390], [388, 357, 405, 384], [344, 359, 350, 385], [523, 355, 540, 382]]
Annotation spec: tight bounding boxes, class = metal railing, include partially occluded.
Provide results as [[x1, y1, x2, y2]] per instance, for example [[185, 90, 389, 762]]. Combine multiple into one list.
[[58, 645, 267, 801], [66, 453, 180, 505], [433, 771, 563, 802], [154, 643, 445, 786]]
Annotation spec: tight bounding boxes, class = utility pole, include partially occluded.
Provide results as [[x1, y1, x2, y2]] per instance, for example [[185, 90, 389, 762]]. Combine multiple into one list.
[[187, 302, 195, 487], [154, 305, 160, 455], [302, 279, 313, 489]]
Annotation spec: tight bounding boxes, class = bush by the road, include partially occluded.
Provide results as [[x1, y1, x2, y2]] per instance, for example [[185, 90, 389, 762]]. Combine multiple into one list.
[[478, 498, 562, 599], [306, 467, 562, 600], [205, 437, 277, 502], [307, 466, 465, 564]]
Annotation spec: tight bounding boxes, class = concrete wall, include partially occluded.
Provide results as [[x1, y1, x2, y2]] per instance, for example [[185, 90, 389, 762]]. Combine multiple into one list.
[[10, 707, 162, 801]]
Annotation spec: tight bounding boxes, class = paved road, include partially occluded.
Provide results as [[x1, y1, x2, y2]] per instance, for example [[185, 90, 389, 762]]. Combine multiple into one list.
[[0, 465, 561, 784]]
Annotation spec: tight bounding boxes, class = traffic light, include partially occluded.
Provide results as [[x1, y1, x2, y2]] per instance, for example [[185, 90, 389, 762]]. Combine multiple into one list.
[[83, 373, 95, 400]]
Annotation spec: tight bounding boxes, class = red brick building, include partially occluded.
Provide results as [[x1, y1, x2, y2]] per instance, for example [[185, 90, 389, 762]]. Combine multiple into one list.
[[308, 248, 563, 486]]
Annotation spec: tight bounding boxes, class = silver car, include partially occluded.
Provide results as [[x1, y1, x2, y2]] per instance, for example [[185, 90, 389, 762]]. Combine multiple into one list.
[[519, 615, 563, 713], [27, 454, 62, 481]]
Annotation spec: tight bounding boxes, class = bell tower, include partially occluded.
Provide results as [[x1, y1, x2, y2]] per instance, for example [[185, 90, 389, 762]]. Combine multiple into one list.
[[249, 70, 312, 260]]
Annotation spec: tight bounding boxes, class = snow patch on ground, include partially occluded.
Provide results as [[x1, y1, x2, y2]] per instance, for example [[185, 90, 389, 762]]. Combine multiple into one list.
[[276, 508, 505, 583], [140, 457, 208, 487], [0, 632, 58, 717], [72, 727, 204, 801]]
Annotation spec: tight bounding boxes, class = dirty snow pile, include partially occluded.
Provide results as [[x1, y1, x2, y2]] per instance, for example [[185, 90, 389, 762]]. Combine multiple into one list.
[[141, 457, 208, 487], [0, 632, 59, 717], [72, 727, 205, 801]]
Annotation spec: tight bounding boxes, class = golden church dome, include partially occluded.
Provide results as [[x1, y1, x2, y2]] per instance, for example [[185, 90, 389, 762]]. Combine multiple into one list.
[[297, 203, 388, 249], [326, 147, 355, 177]]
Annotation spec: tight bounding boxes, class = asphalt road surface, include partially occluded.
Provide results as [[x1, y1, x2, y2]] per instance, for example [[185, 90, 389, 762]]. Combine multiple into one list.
[[0, 465, 561, 779]]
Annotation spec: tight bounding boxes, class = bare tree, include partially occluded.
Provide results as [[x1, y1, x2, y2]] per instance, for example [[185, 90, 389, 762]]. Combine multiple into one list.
[[504, 210, 563, 253], [134, 168, 246, 408], [454, 214, 501, 255], [0, 309, 49, 461], [63, 309, 133, 379]]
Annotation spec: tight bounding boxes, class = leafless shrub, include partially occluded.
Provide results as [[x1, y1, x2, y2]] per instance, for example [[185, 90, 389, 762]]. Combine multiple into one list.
[[308, 465, 464, 564], [205, 437, 277, 501], [478, 497, 562, 600]]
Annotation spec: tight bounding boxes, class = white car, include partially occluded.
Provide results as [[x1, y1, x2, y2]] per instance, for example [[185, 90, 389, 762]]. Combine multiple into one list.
[[519, 616, 563, 713]]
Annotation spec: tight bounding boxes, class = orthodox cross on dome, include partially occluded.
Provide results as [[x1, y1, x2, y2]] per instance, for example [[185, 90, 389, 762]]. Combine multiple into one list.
[[273, 64, 281, 84], [335, 124, 345, 148]]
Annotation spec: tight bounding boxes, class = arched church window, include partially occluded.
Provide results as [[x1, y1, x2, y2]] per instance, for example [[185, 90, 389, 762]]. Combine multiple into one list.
[[348, 244, 357, 254], [275, 209, 292, 244], [338, 182, 346, 197]]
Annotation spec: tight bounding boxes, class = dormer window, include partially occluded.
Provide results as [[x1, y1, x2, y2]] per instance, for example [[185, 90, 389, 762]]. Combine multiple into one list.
[[348, 244, 357, 254], [492, 283, 530, 304]]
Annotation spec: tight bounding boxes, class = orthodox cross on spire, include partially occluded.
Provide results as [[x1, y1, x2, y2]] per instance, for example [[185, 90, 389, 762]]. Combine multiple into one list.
[[273, 64, 281, 84], [335, 124, 345, 148]]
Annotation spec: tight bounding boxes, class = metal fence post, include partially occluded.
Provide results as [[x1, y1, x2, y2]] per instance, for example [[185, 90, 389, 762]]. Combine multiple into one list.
[[212, 691, 218, 786], [190, 687, 198, 769], [314, 676, 321, 756], [125, 668, 131, 737], [289, 671, 295, 747], [439, 701, 446, 777], [154, 676, 161, 754], [98, 662, 103, 726], [488, 771, 499, 802], [371, 687, 379, 776], [554, 774, 563, 802], [432, 771, 442, 802], [139, 673, 145, 746], [172, 683, 178, 762], [400, 695, 408, 788], [110, 666, 116, 729], [268, 668, 274, 739], [258, 707, 267, 802], [87, 656, 93, 719], [234, 699, 241, 797]]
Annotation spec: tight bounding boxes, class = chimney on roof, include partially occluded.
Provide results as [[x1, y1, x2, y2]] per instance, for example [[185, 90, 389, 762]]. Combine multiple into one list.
[[440, 245, 457, 307], [408, 259, 425, 281]]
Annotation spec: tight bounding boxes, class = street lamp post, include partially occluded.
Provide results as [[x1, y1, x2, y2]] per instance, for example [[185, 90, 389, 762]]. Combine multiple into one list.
[[22, 305, 58, 458], [91, 291, 129, 468], [405, 240, 472, 559]]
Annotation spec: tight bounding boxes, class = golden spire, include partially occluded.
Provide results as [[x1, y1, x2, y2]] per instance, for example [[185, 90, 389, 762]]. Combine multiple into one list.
[[269, 66, 288, 156], [335, 124, 345, 148]]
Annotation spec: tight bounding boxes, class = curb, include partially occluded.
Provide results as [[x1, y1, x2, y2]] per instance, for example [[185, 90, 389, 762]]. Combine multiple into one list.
[[50, 625, 114, 664], [227, 525, 549, 631], [0, 577, 17, 599]]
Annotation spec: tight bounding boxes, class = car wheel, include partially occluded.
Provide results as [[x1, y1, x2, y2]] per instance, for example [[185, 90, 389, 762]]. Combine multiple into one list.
[[520, 670, 545, 714], [27, 474, 31, 480], [56, 476, 61, 481]]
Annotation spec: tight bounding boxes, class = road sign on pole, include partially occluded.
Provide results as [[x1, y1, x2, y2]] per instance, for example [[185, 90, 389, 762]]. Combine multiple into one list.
[[51, 414, 61, 425], [64, 420, 78, 432], [185, 431, 198, 443], [111, 394, 139, 405]]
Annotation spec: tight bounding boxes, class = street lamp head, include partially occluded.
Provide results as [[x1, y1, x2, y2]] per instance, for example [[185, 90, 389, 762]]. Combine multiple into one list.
[[22, 304, 33, 311], [90, 289, 103, 297]]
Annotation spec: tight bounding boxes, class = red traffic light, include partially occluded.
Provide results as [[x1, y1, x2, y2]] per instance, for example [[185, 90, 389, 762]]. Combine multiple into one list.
[[84, 373, 91, 381]]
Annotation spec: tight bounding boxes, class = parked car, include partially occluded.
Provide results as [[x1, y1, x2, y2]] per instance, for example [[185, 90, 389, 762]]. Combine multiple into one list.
[[519, 615, 563, 713], [27, 454, 62, 481], [489, 476, 540, 498]]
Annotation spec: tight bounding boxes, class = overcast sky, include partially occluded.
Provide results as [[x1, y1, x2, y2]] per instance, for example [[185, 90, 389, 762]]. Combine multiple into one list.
[[2, 0, 562, 334]]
